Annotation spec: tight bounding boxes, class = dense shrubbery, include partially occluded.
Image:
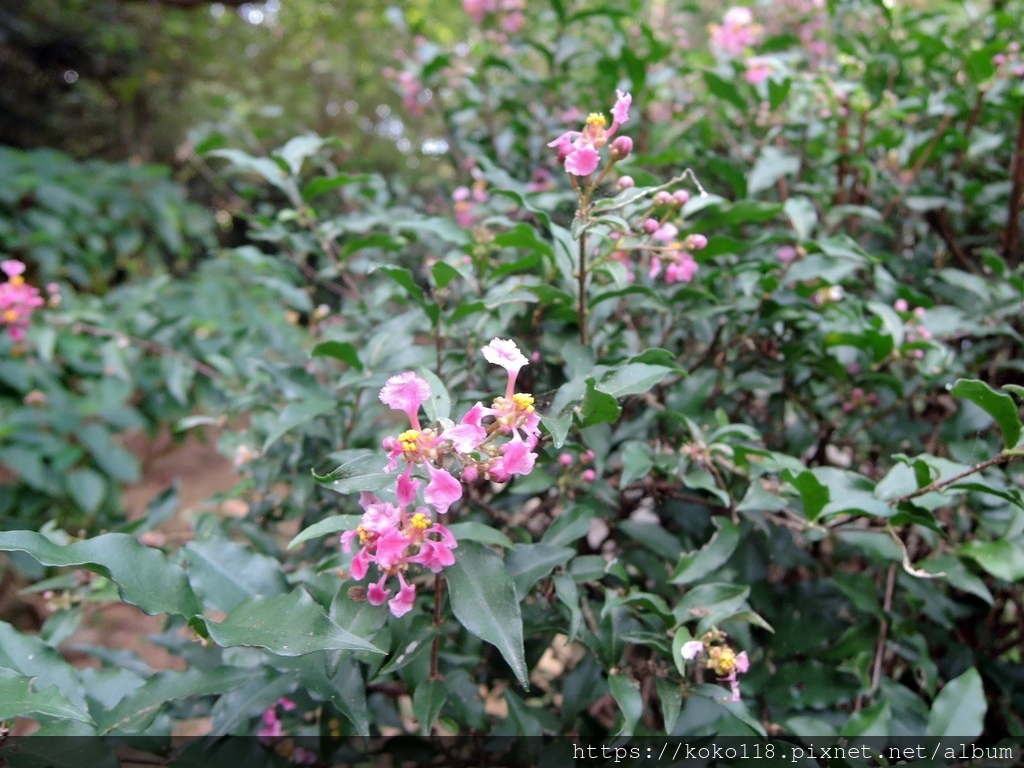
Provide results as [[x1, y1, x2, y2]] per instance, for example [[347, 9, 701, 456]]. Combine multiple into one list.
[[1, 0, 1024, 759]]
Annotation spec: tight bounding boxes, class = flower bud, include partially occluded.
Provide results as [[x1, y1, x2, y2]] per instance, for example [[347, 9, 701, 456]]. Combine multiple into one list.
[[558, 453, 573, 467], [654, 190, 673, 206], [643, 218, 660, 234], [673, 190, 690, 206], [686, 233, 708, 250], [581, 469, 596, 482], [610, 135, 633, 159], [617, 175, 635, 189]]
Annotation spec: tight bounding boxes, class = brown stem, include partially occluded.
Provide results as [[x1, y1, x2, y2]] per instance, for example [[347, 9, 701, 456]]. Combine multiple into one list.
[[1006, 102, 1024, 263], [889, 451, 1019, 505]]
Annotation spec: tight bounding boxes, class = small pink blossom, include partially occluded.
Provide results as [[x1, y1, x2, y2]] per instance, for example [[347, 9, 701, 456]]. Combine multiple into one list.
[[581, 468, 596, 483], [652, 223, 678, 242], [744, 56, 773, 84], [388, 573, 417, 617], [777, 245, 798, 263], [424, 464, 462, 514], [681, 640, 704, 660], [618, 176, 635, 189], [611, 90, 632, 125], [379, 372, 432, 428]]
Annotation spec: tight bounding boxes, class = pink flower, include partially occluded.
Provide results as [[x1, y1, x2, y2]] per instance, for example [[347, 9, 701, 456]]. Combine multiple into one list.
[[611, 89, 632, 125], [1, 259, 44, 342], [894, 298, 909, 312], [424, 464, 462, 514], [709, 7, 761, 57], [396, 468, 421, 506], [744, 56, 773, 84], [482, 337, 528, 398], [652, 223, 678, 242], [665, 254, 698, 283], [581, 468, 596, 483], [498, 438, 536, 478], [367, 577, 391, 606], [258, 707, 283, 739], [564, 145, 600, 176], [389, 573, 417, 617], [548, 91, 633, 177], [681, 640, 704, 660], [777, 245, 798, 263], [379, 372, 432, 429]]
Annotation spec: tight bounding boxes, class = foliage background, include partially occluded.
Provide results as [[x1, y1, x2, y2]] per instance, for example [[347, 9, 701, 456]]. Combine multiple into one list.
[[0, 0, 1023, 758]]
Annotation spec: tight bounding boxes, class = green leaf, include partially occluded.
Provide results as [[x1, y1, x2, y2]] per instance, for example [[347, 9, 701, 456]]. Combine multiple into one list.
[[703, 70, 748, 111], [671, 518, 741, 585], [784, 196, 816, 241], [748, 146, 799, 196], [412, 679, 448, 736], [416, 366, 451, 422], [312, 453, 392, 495], [608, 673, 643, 737], [445, 541, 528, 688], [0, 667, 94, 724], [505, 544, 574, 601], [446, 522, 514, 549], [595, 363, 673, 399], [288, 515, 362, 550], [205, 589, 383, 657], [958, 539, 1024, 582], [182, 538, 289, 612], [431, 261, 462, 290], [782, 469, 829, 520], [925, 667, 986, 738], [655, 677, 683, 733], [65, 468, 107, 515], [951, 378, 1022, 449], [274, 134, 325, 176], [311, 341, 363, 370], [262, 397, 336, 452], [0, 531, 201, 617], [97, 667, 256, 735]]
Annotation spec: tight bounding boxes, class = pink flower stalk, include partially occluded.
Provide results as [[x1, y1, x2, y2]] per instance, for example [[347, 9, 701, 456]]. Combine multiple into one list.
[[482, 337, 528, 397], [0, 260, 44, 342], [548, 90, 632, 177]]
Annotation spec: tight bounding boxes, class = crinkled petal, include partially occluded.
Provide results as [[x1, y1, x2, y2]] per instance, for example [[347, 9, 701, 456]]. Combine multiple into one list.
[[379, 372, 431, 424], [396, 467, 420, 506], [424, 464, 462, 514], [389, 573, 416, 617], [564, 146, 600, 176], [481, 338, 528, 374], [611, 90, 632, 125]]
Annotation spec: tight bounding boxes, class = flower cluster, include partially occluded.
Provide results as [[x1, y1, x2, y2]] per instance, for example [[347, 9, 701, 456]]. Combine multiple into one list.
[[607, 191, 708, 285], [708, 7, 762, 58], [257, 697, 315, 764], [452, 179, 489, 228], [548, 90, 632, 177], [681, 630, 750, 702], [0, 260, 44, 342], [342, 339, 541, 617], [463, 0, 526, 34]]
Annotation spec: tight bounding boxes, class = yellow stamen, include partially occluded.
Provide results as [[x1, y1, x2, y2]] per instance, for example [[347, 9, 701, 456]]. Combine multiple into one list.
[[10, 275, 24, 286], [3, 309, 18, 323], [410, 512, 429, 530], [707, 646, 737, 676], [512, 393, 535, 412], [586, 112, 607, 128], [356, 525, 370, 544], [398, 429, 421, 452]]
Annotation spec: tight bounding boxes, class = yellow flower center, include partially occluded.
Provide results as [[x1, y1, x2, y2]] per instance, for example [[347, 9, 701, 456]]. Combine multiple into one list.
[[3, 309, 18, 323], [410, 512, 429, 531], [9, 275, 24, 286], [356, 525, 370, 544], [707, 646, 737, 676], [512, 393, 535, 412], [398, 429, 421, 452], [586, 112, 607, 128]]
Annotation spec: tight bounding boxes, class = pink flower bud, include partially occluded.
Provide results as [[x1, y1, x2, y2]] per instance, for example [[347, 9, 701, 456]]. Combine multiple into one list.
[[618, 175, 635, 189], [582, 449, 594, 463], [610, 135, 633, 159], [894, 298, 908, 312], [581, 469, 596, 482], [558, 453, 573, 467], [687, 233, 708, 250], [914, 307, 926, 318], [643, 218, 660, 234], [654, 191, 673, 206], [673, 190, 690, 206]]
